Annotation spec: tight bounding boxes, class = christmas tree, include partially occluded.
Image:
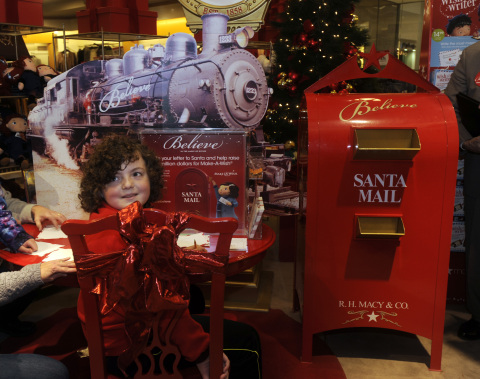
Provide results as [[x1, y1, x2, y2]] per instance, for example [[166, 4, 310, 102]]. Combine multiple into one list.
[[262, 0, 369, 144]]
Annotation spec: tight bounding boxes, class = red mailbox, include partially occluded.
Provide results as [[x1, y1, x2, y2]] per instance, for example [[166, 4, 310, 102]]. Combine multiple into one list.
[[301, 48, 458, 371]]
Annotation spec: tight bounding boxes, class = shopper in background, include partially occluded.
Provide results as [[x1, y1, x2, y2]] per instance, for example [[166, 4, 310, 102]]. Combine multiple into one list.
[[0, 258, 76, 379], [445, 36, 480, 340]]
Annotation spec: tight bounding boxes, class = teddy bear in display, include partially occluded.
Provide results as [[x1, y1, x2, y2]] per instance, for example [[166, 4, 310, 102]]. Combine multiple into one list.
[[0, 57, 11, 96], [1, 60, 24, 96], [12, 56, 44, 109], [36, 64, 60, 84], [0, 113, 33, 170]]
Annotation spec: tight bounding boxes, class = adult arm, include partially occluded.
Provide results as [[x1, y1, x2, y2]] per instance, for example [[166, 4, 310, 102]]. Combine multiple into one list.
[[2, 186, 66, 230], [0, 263, 42, 306], [2, 186, 35, 223], [0, 259, 76, 306]]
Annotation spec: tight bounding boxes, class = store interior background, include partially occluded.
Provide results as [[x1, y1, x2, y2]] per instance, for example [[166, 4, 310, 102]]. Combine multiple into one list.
[[4, 0, 480, 378], [27, 0, 424, 73]]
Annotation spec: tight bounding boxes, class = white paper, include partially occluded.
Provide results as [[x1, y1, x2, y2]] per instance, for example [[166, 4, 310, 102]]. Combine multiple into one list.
[[178, 233, 210, 247], [36, 225, 68, 240], [20, 241, 64, 257], [42, 248, 74, 262], [230, 238, 247, 251]]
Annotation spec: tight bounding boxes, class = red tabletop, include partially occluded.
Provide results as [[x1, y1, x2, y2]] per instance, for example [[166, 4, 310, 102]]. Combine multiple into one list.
[[0, 223, 276, 284]]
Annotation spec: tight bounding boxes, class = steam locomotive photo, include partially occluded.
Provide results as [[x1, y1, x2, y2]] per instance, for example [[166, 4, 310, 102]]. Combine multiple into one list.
[[28, 13, 272, 162]]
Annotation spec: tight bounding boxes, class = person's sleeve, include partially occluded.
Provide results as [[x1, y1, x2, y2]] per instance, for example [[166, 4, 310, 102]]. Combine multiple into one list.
[[444, 49, 473, 144], [0, 263, 43, 306], [2, 186, 35, 223]]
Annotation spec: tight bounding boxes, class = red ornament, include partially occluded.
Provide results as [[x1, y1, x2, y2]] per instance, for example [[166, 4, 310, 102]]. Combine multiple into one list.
[[296, 33, 308, 45], [308, 39, 318, 49], [303, 19, 315, 33], [288, 71, 299, 81]]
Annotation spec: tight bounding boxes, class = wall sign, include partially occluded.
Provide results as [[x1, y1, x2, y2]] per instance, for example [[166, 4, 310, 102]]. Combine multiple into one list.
[[178, 0, 271, 32]]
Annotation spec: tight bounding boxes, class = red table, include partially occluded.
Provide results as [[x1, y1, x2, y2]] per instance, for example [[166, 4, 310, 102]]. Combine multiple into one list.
[[0, 223, 276, 284]]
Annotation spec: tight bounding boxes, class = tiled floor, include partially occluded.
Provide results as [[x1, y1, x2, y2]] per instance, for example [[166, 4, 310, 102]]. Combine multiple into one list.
[[262, 249, 480, 379], [2, 245, 480, 378]]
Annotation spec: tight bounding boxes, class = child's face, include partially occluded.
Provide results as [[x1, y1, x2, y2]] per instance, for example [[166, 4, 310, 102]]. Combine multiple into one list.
[[218, 185, 231, 196], [102, 155, 151, 210], [452, 25, 471, 36]]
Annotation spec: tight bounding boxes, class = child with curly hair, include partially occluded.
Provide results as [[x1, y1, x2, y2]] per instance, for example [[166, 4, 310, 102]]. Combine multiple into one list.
[[78, 134, 262, 379]]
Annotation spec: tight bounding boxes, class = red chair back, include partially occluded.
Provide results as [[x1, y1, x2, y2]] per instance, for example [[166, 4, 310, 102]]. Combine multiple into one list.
[[62, 207, 237, 379]]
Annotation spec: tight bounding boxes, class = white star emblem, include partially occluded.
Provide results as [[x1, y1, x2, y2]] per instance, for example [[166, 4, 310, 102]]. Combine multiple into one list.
[[367, 311, 379, 322]]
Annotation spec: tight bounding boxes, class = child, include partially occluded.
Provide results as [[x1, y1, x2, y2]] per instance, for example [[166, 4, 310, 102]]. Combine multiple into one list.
[[78, 135, 261, 379], [209, 178, 239, 220], [0, 188, 36, 254]]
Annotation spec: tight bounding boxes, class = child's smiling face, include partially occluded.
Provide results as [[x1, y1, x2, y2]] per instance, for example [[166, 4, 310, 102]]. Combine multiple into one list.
[[218, 185, 231, 196], [102, 155, 151, 210], [452, 24, 471, 36]]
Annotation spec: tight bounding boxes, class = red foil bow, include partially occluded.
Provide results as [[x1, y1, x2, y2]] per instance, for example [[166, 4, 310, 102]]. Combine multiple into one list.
[[76, 202, 225, 370]]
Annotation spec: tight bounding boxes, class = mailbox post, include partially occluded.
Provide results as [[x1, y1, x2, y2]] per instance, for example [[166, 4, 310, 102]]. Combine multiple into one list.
[[301, 48, 458, 371]]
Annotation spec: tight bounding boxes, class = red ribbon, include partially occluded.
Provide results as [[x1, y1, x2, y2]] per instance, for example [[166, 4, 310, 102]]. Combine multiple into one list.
[[76, 202, 225, 370]]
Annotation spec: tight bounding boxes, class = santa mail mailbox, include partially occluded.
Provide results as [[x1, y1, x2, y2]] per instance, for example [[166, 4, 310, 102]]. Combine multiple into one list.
[[301, 49, 458, 371]]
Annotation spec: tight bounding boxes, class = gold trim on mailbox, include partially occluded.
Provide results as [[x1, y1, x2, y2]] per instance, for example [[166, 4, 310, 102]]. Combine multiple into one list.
[[353, 129, 421, 160], [356, 216, 405, 238]]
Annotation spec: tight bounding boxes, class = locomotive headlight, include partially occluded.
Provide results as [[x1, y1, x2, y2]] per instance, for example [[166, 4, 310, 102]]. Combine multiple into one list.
[[244, 80, 259, 101], [233, 26, 254, 48]]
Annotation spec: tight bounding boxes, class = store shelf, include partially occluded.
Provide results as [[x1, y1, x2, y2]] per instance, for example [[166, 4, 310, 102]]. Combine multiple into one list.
[[0, 23, 57, 36], [53, 31, 168, 42]]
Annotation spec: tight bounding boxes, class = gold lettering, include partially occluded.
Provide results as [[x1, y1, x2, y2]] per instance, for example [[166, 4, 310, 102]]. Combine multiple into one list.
[[339, 99, 417, 121]]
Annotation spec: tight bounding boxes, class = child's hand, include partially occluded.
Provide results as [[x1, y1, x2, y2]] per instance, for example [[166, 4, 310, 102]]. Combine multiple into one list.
[[196, 353, 230, 379], [209, 177, 216, 186], [18, 238, 38, 254]]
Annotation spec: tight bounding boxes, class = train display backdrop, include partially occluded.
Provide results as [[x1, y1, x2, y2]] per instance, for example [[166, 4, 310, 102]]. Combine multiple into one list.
[[28, 13, 271, 223]]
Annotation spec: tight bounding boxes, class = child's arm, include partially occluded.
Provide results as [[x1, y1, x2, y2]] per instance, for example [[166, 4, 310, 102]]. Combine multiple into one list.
[[17, 238, 38, 254], [0, 196, 35, 252]]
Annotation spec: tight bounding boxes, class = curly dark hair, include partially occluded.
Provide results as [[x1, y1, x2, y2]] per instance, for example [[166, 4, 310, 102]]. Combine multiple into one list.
[[78, 134, 164, 213]]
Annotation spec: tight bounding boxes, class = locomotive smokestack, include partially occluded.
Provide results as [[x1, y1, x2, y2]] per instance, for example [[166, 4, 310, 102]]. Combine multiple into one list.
[[201, 13, 229, 56]]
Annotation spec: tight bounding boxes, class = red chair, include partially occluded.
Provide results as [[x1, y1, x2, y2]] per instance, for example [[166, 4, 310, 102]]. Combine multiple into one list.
[[61, 206, 238, 379]]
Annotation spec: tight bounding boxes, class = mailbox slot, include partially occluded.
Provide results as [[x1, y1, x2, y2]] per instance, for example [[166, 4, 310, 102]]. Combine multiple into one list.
[[353, 129, 421, 160], [356, 216, 405, 238]]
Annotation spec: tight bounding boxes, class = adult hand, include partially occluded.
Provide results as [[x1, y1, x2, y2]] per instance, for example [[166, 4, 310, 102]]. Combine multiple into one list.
[[18, 238, 38, 254], [31, 205, 66, 231], [196, 353, 230, 379], [40, 258, 77, 283], [462, 136, 480, 154]]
